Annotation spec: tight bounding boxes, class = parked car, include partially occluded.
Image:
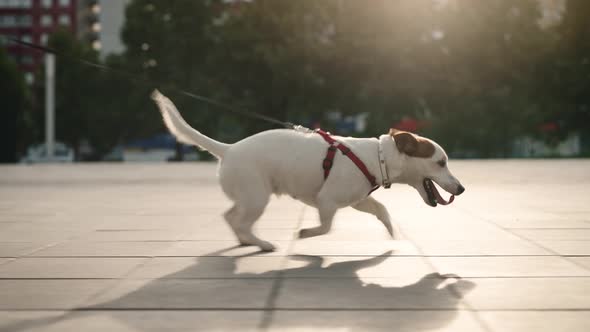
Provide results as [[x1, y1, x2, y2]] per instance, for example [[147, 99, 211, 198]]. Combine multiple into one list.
[[122, 134, 199, 162], [20, 142, 74, 163]]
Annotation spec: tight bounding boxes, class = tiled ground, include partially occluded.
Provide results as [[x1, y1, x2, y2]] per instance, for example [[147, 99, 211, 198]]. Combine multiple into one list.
[[0, 161, 589, 331]]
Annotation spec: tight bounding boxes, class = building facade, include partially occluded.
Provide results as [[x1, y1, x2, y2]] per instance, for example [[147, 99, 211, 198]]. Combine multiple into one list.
[[0, 0, 99, 84], [97, 0, 126, 58]]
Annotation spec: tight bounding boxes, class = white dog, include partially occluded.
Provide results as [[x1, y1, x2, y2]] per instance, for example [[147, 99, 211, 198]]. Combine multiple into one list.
[[152, 90, 465, 251]]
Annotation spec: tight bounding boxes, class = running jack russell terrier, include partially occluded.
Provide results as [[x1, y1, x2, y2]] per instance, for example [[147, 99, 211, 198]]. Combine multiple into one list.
[[152, 90, 465, 251]]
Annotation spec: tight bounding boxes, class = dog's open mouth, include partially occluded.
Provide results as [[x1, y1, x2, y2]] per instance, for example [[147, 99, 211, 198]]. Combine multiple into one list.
[[423, 178, 455, 207]]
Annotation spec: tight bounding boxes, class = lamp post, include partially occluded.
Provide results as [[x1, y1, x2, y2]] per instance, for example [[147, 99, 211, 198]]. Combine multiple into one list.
[[45, 53, 55, 160]]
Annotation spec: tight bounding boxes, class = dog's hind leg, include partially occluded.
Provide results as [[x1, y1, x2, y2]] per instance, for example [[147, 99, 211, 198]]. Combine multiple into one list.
[[224, 195, 275, 251], [223, 205, 242, 239], [352, 196, 401, 239], [298, 197, 338, 239]]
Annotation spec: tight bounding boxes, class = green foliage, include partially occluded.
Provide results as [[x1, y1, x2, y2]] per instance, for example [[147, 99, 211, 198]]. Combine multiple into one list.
[[44, 29, 103, 158], [26, 0, 589, 159], [533, 0, 590, 140], [0, 46, 30, 162]]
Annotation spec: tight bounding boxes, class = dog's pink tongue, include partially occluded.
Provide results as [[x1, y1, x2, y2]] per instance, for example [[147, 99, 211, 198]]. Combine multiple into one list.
[[432, 183, 455, 205]]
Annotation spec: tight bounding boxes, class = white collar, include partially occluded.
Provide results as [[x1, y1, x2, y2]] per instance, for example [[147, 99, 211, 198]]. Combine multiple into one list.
[[378, 135, 404, 188], [378, 137, 392, 188]]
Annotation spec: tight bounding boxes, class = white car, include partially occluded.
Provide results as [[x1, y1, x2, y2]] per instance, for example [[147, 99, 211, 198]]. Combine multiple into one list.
[[21, 142, 75, 163]]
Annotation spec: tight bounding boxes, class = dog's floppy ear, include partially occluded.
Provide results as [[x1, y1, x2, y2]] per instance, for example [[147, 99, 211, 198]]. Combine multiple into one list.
[[390, 130, 418, 155], [389, 129, 435, 158]]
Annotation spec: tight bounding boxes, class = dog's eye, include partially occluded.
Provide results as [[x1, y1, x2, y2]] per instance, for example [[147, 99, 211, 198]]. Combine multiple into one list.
[[437, 160, 446, 168]]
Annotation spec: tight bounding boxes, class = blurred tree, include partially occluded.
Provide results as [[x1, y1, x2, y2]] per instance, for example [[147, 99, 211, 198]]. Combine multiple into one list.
[[86, 54, 139, 157], [121, 0, 219, 160], [208, 0, 338, 131], [419, 0, 550, 156], [45, 29, 102, 159], [107, 0, 586, 158], [337, 0, 557, 157], [0, 46, 30, 163], [535, 0, 590, 143]]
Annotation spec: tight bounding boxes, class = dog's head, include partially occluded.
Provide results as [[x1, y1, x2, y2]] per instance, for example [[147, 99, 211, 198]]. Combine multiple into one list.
[[389, 129, 465, 207]]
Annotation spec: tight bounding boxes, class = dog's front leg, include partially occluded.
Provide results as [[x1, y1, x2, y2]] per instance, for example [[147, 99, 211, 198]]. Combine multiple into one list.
[[352, 196, 401, 240], [298, 202, 337, 239]]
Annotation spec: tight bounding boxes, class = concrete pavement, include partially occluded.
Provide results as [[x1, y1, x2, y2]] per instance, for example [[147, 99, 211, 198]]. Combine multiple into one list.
[[0, 160, 589, 331]]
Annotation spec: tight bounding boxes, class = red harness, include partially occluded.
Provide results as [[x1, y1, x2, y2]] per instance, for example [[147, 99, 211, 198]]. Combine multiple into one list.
[[316, 129, 379, 194]]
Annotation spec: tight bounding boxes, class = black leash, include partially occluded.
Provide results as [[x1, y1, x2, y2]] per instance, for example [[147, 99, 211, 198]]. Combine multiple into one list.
[[6, 37, 295, 129]]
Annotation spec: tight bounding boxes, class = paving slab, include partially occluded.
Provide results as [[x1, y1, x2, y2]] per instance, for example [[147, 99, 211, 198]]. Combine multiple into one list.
[[0, 311, 68, 332], [160, 240, 290, 257], [268, 310, 486, 332], [0, 161, 589, 331], [0, 242, 49, 257], [0, 280, 115, 309], [275, 275, 475, 309], [295, 225, 403, 241], [73, 230, 184, 242], [414, 238, 551, 256], [533, 240, 590, 256], [0, 257, 148, 278], [0, 310, 264, 332], [429, 256, 590, 277], [511, 229, 590, 240], [400, 221, 515, 241], [87, 279, 275, 309], [0, 226, 82, 242], [502, 220, 590, 229], [181, 227, 297, 241], [282, 255, 434, 279], [126, 256, 284, 279], [82, 215, 220, 231], [458, 277, 590, 309], [291, 240, 420, 256], [569, 257, 590, 270], [31, 241, 174, 257], [477, 311, 590, 332]]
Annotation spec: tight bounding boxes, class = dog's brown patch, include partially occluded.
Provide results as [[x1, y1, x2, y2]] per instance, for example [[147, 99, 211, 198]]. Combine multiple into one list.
[[389, 128, 435, 158]]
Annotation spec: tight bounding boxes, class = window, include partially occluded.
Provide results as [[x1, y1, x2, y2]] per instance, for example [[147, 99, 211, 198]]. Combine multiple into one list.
[[40, 33, 49, 45], [21, 34, 32, 43], [17, 14, 31, 26], [58, 14, 69, 26], [42, 0, 52, 8], [1, 0, 31, 7], [21, 55, 33, 64], [41, 14, 52, 27], [24, 72, 34, 85], [0, 15, 16, 27], [0, 0, 30, 7], [58, 0, 69, 7]]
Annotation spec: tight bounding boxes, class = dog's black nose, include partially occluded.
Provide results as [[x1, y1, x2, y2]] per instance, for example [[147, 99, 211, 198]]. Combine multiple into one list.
[[457, 185, 465, 195]]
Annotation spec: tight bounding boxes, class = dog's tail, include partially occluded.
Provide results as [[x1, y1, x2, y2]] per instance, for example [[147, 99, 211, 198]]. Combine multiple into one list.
[[151, 90, 230, 158]]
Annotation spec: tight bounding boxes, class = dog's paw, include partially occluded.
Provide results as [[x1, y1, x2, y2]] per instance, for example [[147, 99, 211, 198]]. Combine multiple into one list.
[[258, 241, 276, 252], [298, 228, 317, 239]]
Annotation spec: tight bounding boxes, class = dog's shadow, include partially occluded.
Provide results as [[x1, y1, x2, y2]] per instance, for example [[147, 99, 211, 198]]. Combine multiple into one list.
[[1, 247, 476, 331]]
